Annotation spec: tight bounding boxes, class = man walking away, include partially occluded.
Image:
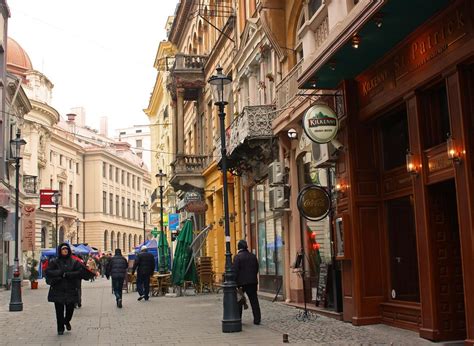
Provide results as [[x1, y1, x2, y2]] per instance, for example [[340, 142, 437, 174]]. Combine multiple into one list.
[[45, 243, 83, 335], [106, 248, 128, 308], [132, 245, 155, 301], [233, 239, 261, 325]]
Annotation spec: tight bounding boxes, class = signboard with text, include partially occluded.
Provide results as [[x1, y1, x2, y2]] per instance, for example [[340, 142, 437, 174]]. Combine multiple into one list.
[[40, 189, 58, 208], [21, 205, 36, 251], [302, 104, 339, 144], [169, 213, 179, 231]]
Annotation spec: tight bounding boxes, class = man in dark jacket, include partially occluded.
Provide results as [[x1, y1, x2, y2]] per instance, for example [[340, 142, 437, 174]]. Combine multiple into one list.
[[232, 239, 261, 325], [45, 243, 83, 335], [106, 248, 128, 308], [132, 245, 155, 301]]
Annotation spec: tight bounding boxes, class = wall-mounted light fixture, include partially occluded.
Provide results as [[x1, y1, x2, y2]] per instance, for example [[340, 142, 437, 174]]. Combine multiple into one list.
[[328, 60, 337, 71], [351, 34, 361, 49], [374, 13, 383, 28], [287, 128, 297, 140], [335, 180, 348, 194], [406, 150, 419, 176], [447, 135, 462, 164]]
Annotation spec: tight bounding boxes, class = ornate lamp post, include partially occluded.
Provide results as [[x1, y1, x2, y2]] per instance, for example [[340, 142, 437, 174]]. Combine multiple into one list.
[[52, 191, 61, 253], [141, 201, 148, 242], [208, 66, 241, 333], [9, 130, 26, 312], [75, 217, 80, 244], [155, 169, 167, 273]]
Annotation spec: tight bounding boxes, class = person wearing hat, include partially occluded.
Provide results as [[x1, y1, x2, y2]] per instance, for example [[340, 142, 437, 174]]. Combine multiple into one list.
[[105, 248, 128, 308], [44, 243, 83, 335], [232, 239, 261, 325], [132, 245, 155, 301]]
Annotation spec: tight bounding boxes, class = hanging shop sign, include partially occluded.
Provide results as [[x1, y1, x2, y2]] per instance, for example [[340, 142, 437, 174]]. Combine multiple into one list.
[[21, 205, 36, 251], [185, 201, 208, 214], [39, 189, 59, 208], [169, 213, 179, 231], [297, 184, 331, 221], [302, 104, 339, 143]]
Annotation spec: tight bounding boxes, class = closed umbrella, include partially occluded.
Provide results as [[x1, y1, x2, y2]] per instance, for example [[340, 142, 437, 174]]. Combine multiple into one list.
[[171, 219, 197, 286], [158, 229, 170, 273]]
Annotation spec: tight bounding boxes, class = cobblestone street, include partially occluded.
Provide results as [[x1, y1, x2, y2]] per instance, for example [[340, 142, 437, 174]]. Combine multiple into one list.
[[0, 278, 450, 345]]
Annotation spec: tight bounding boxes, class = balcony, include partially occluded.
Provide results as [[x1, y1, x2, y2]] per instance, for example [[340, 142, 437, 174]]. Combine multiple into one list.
[[167, 53, 208, 101], [23, 175, 38, 195], [226, 105, 277, 175], [276, 60, 303, 111], [169, 154, 210, 192], [150, 188, 158, 205]]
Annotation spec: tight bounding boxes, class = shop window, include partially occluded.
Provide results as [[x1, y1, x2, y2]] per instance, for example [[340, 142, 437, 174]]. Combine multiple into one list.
[[380, 107, 409, 171], [421, 82, 451, 148], [386, 196, 420, 302]]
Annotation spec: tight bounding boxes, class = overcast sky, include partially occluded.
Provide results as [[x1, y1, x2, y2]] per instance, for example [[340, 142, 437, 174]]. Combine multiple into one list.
[[8, 0, 178, 134]]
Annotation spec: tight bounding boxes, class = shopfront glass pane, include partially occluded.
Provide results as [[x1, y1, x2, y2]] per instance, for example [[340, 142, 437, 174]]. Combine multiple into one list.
[[250, 188, 255, 224], [258, 221, 267, 273], [275, 217, 284, 276], [257, 185, 265, 220], [266, 218, 275, 275]]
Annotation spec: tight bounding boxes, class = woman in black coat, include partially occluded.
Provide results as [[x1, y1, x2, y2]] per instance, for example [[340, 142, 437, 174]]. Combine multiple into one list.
[[105, 248, 128, 308], [45, 243, 83, 335]]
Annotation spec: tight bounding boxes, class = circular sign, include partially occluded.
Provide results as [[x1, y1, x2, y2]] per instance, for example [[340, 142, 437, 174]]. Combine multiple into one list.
[[297, 185, 331, 221], [302, 104, 339, 143]]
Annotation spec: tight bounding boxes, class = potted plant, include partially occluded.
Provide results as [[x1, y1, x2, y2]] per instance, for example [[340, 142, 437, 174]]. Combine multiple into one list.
[[28, 258, 39, 289]]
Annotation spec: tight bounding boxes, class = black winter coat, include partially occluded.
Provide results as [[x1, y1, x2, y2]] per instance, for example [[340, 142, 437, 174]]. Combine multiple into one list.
[[106, 255, 128, 279], [232, 249, 259, 286], [45, 243, 83, 304], [132, 251, 155, 276]]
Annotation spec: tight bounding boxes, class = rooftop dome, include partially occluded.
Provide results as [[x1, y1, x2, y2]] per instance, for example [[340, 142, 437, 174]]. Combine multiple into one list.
[[6, 37, 33, 79]]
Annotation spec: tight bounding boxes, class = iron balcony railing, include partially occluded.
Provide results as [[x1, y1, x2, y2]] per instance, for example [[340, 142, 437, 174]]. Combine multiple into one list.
[[23, 175, 38, 194]]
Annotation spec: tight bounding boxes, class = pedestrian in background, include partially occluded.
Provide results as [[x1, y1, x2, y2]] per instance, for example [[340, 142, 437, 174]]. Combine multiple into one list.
[[106, 248, 128, 308], [232, 239, 261, 325], [86, 257, 97, 281], [132, 245, 155, 301], [45, 243, 83, 335]]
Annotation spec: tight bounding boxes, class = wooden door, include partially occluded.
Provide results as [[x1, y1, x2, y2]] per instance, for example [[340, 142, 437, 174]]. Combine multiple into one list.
[[428, 180, 466, 340]]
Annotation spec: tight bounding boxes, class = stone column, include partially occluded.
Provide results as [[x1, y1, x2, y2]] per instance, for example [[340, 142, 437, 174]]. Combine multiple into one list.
[[247, 66, 258, 106]]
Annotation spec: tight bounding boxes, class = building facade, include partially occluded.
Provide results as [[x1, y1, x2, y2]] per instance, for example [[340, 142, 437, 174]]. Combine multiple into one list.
[[115, 124, 152, 170], [144, 39, 176, 234]]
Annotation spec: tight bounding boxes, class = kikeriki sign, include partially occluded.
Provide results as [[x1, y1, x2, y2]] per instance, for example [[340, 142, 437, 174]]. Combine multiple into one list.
[[302, 104, 339, 143]]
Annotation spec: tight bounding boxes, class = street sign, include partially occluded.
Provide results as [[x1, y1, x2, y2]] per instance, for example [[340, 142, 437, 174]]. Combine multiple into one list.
[[40, 189, 58, 208]]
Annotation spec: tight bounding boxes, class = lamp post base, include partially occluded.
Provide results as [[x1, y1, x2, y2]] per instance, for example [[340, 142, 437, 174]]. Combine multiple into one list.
[[9, 276, 23, 312], [222, 274, 242, 333]]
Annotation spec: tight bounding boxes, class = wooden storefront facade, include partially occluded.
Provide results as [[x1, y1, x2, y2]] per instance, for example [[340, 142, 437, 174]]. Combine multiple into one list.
[[299, 0, 474, 343]]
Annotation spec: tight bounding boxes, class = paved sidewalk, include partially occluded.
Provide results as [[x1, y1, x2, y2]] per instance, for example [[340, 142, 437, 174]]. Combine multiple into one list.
[[0, 278, 444, 345]]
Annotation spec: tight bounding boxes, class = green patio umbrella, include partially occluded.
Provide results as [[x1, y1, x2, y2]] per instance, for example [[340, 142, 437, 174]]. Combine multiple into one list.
[[171, 219, 197, 286], [158, 229, 170, 273]]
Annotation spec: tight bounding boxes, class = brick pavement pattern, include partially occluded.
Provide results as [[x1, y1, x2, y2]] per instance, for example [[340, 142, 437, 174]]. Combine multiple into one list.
[[0, 278, 441, 345]]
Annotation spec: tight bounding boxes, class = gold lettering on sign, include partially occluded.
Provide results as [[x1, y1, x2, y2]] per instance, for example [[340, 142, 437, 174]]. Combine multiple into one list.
[[428, 156, 452, 173], [362, 69, 390, 96], [357, 1, 471, 106]]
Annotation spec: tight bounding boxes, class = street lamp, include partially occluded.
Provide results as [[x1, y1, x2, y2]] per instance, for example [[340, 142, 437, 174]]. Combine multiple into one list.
[[141, 201, 148, 242], [52, 191, 61, 253], [75, 218, 80, 244], [208, 66, 241, 333], [9, 129, 26, 312], [156, 169, 167, 273]]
